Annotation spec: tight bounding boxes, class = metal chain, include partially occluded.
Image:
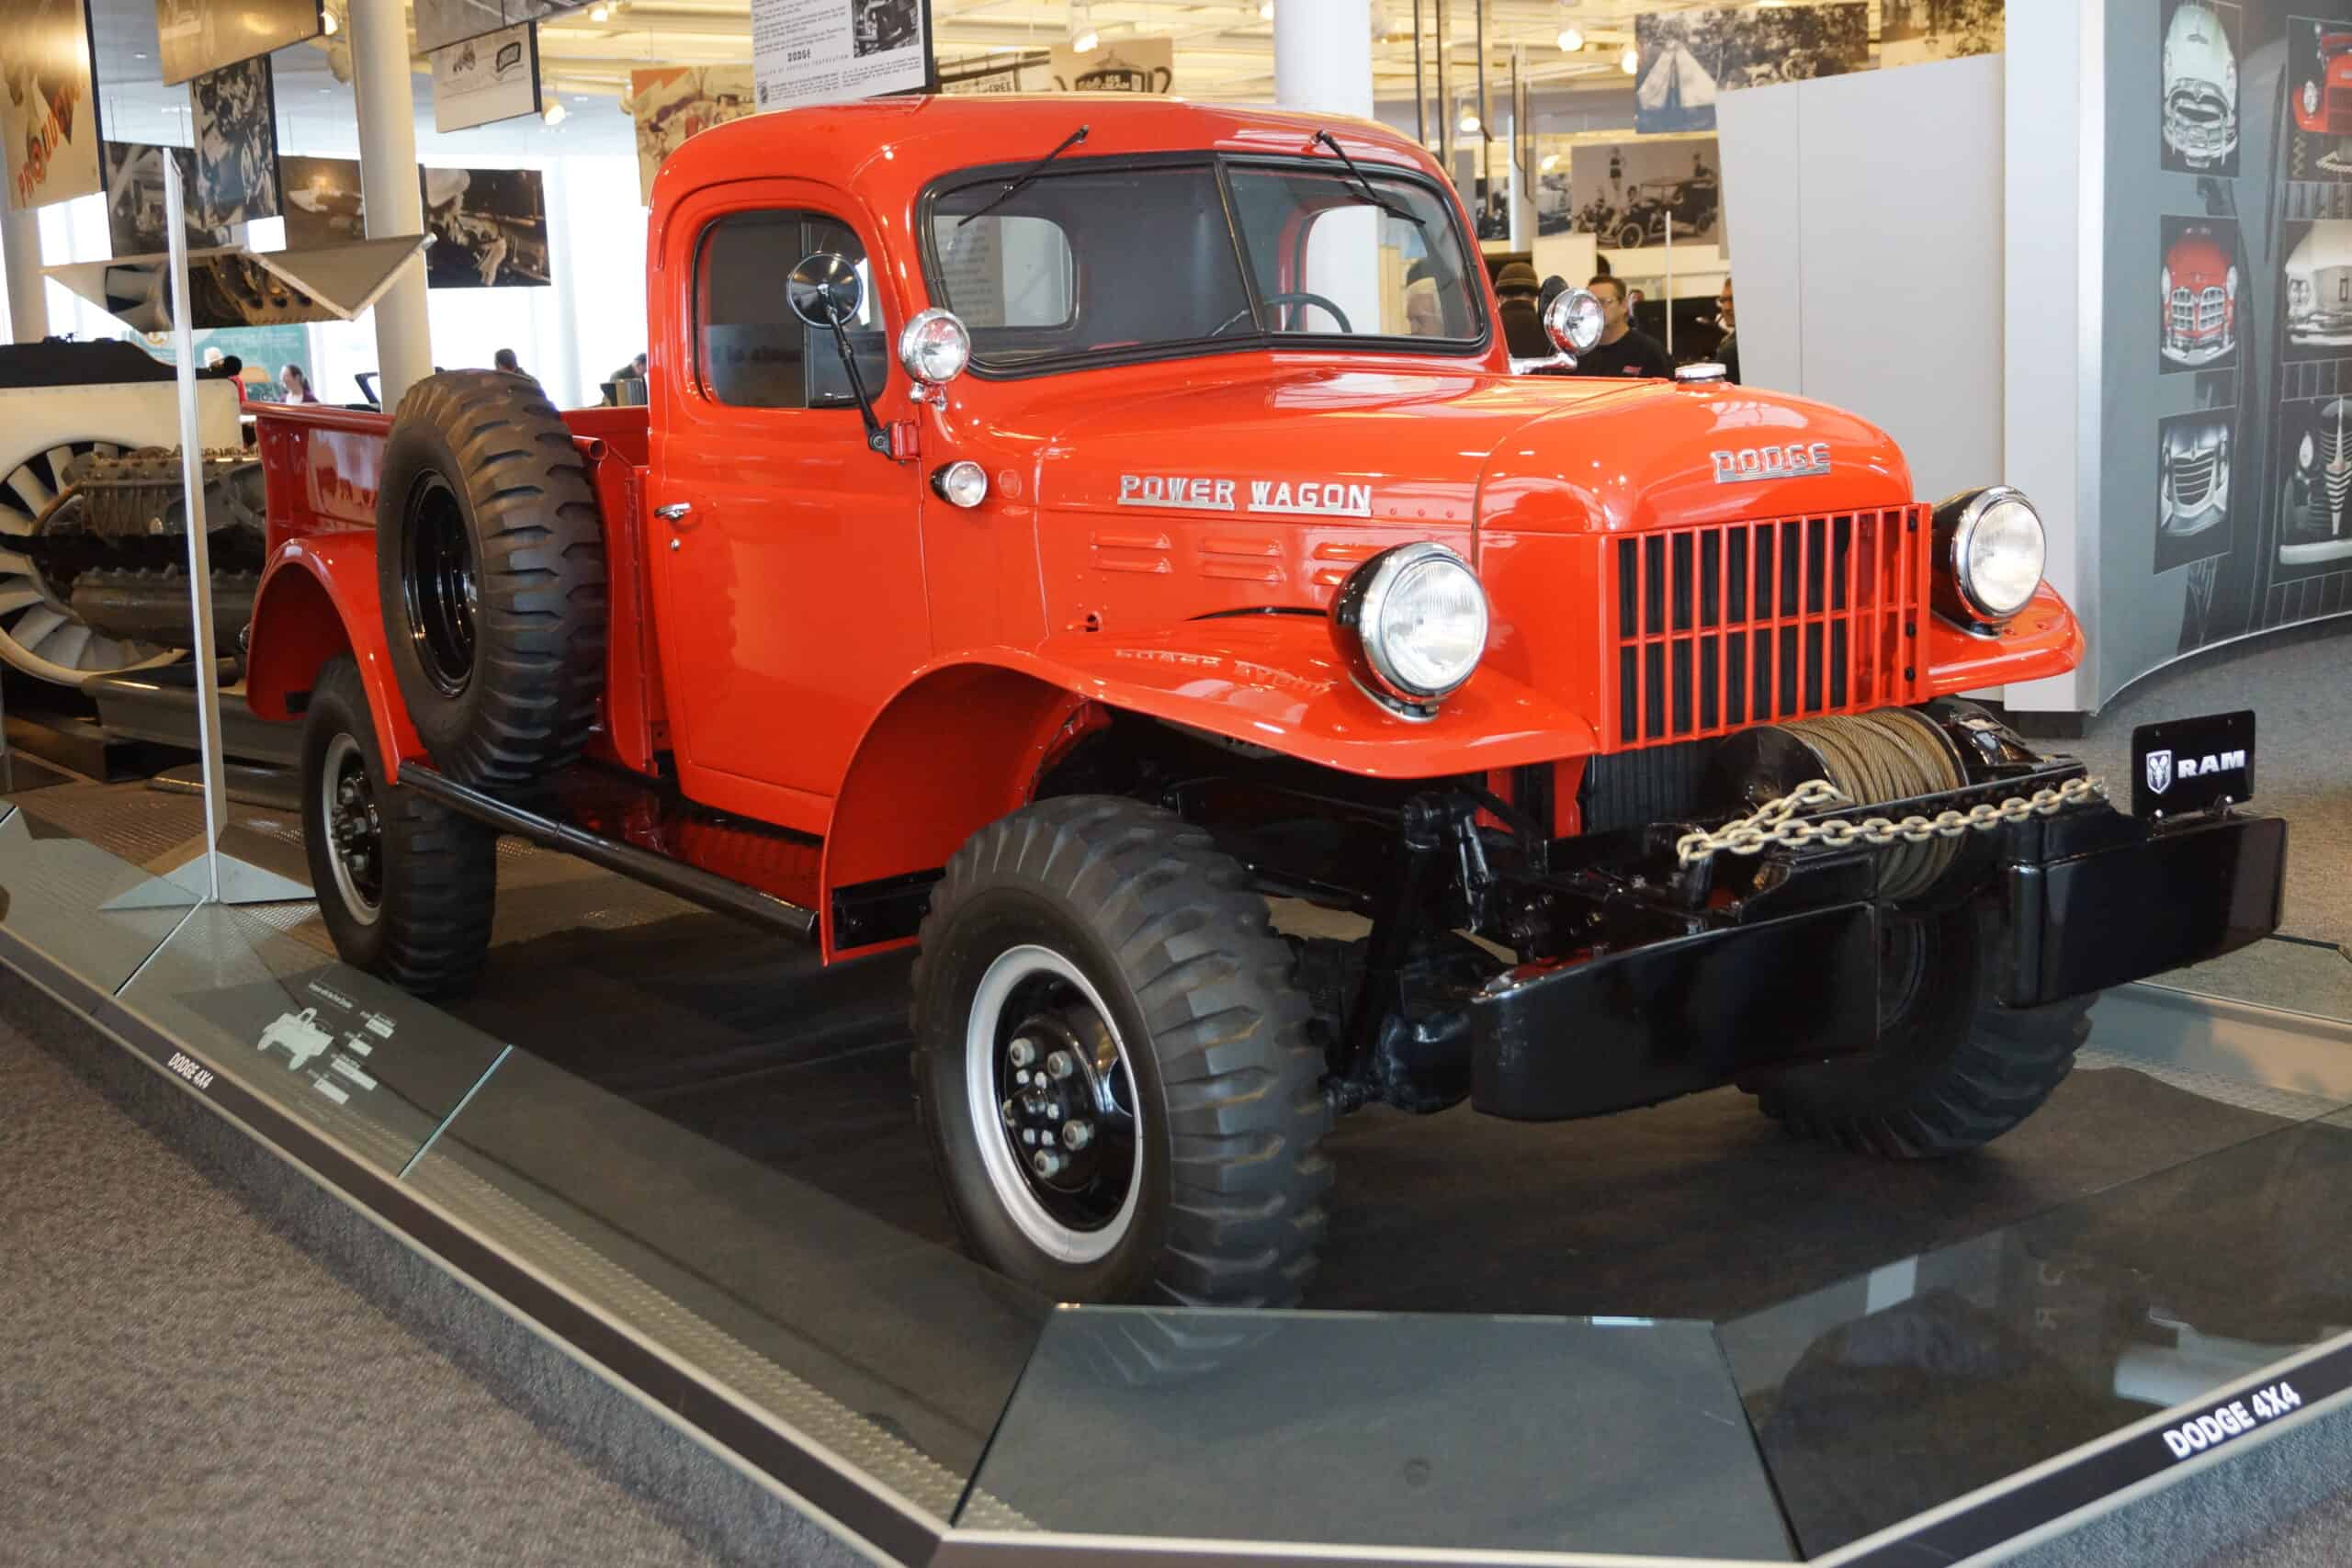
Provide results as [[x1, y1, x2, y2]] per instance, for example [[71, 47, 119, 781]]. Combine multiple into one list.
[[1674, 774, 2108, 869]]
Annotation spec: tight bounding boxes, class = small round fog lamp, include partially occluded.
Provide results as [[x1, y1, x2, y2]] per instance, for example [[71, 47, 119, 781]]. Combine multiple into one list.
[[1544, 288, 1606, 356], [932, 459, 989, 509]]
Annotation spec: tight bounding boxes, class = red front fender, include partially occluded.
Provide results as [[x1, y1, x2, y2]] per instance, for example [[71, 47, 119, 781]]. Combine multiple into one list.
[[246, 535, 419, 780]]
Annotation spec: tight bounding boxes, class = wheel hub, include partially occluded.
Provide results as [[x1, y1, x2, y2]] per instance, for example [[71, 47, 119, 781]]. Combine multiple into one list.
[[992, 1004, 1134, 1224], [323, 735, 384, 916]]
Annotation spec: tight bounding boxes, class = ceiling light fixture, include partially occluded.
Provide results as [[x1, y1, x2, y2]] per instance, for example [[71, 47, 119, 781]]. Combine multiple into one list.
[[1259, 0, 1274, 17], [1069, 0, 1098, 52], [1556, 26, 1581, 51], [1621, 44, 1638, 74], [1458, 107, 1480, 134], [321, 11, 337, 34], [544, 100, 568, 124], [588, 2, 609, 19]]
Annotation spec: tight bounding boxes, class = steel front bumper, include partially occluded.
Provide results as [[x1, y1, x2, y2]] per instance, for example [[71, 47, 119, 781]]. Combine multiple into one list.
[[1469, 809, 2289, 1122]]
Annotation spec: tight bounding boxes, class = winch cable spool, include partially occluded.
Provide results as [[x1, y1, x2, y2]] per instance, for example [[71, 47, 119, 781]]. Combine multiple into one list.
[[1751, 710, 1967, 900]]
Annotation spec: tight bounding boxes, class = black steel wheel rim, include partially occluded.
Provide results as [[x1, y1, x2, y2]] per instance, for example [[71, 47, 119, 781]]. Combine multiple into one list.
[[403, 474, 478, 698], [991, 973, 1140, 1236], [325, 733, 384, 913]]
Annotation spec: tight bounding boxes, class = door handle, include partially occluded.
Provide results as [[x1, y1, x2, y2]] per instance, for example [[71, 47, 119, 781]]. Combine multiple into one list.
[[654, 502, 693, 521]]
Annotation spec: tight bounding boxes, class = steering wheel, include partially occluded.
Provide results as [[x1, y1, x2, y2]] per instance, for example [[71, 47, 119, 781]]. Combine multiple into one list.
[[1211, 291, 1355, 338]]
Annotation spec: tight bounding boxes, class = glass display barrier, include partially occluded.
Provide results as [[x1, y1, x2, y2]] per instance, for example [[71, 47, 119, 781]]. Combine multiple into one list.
[[6, 777, 2352, 1567]]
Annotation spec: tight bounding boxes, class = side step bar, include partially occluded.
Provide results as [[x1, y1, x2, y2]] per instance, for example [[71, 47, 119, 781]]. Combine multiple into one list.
[[397, 763, 819, 942]]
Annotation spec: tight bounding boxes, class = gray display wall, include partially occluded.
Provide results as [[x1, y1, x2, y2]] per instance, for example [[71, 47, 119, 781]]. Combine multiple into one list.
[[2104, 0, 2352, 705]]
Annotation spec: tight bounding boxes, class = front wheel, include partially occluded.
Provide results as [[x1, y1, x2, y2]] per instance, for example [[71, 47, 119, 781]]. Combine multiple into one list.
[[1742, 897, 2091, 1158], [912, 797, 1331, 1306], [300, 655, 497, 998]]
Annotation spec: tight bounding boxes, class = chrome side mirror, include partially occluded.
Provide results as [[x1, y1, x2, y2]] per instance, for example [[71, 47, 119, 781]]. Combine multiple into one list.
[[786, 252, 864, 328]]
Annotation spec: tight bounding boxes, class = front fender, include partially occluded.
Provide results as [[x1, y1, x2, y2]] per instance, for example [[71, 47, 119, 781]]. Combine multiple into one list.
[[1014, 614, 1599, 776], [246, 534, 419, 778], [1922, 583, 2086, 698]]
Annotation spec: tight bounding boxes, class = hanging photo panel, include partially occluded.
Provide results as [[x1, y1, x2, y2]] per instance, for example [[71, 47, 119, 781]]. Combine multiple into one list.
[[153, 0, 322, 86], [1878, 0, 2004, 68], [750, 0, 930, 111], [432, 21, 543, 132], [280, 154, 367, 248], [191, 54, 282, 228], [630, 66, 755, 202], [413, 0, 582, 57], [1633, 5, 1870, 135], [421, 166, 549, 288], [2, 0, 105, 211], [102, 142, 232, 256]]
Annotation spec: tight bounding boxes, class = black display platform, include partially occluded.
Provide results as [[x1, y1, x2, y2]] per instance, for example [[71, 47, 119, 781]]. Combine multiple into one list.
[[6, 778, 2352, 1566]]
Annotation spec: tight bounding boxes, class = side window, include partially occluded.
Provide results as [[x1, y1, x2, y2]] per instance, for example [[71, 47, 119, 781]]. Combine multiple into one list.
[[695, 209, 888, 410]]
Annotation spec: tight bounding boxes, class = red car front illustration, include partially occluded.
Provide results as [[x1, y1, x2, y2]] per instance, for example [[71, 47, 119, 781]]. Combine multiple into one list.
[[2163, 227, 2237, 366], [2295, 30, 2352, 134]]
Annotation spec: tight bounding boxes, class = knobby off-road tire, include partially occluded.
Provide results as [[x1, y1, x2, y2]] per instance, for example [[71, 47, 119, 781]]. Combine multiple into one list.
[[301, 656, 496, 998], [376, 370, 605, 788], [1744, 897, 2091, 1158], [912, 796, 1332, 1307]]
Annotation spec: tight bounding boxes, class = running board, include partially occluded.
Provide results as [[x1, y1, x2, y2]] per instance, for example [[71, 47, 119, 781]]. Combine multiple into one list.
[[396, 763, 820, 942]]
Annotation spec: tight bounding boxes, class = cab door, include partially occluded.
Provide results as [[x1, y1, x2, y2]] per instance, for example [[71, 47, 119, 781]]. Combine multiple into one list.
[[648, 181, 928, 833]]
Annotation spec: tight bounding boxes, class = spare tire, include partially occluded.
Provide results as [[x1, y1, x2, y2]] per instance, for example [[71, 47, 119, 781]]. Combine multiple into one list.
[[376, 370, 605, 787]]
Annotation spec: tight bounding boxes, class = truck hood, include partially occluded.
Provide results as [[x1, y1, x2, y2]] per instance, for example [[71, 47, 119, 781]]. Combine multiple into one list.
[[1033, 364, 1915, 552]]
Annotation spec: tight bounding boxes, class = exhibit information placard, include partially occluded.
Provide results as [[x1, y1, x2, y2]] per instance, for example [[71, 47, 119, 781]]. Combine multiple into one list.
[[432, 22, 544, 132], [153, 0, 322, 87], [750, 0, 928, 111], [1, 0, 104, 211]]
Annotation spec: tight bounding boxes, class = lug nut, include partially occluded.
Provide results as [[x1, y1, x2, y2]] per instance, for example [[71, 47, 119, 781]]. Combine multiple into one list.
[[1008, 1038, 1036, 1067], [1001, 1100, 1017, 1126], [1023, 1128, 1037, 1145], [1046, 1052, 1074, 1080], [1014, 1068, 1030, 1086], [1062, 1120, 1092, 1150], [1033, 1149, 1064, 1178], [1046, 1103, 1060, 1120]]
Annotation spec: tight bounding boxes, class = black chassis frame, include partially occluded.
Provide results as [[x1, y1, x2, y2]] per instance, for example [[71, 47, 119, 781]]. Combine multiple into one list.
[[1038, 699, 2290, 1126]]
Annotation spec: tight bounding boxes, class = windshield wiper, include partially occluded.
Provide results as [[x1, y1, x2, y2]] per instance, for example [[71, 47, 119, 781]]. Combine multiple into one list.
[[957, 124, 1090, 228], [1312, 130, 1423, 227]]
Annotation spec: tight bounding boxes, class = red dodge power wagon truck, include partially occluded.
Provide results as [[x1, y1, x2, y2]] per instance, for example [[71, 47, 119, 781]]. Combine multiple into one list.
[[244, 97, 2288, 1308]]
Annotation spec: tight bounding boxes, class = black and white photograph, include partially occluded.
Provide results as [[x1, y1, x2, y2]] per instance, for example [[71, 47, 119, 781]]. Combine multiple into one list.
[[2, 0, 105, 210], [1879, 0, 2003, 67], [2288, 16, 2352, 179], [854, 0, 920, 58], [2157, 411, 2236, 573], [2160, 216, 2241, 373], [421, 166, 549, 288], [630, 66, 754, 202], [1632, 4, 1869, 135], [100, 141, 231, 255], [2161, 1, 2240, 176], [2276, 395, 2352, 570], [280, 154, 367, 248], [431, 21, 542, 132], [2282, 219, 2352, 358], [1532, 136, 1721, 250], [154, 0, 322, 87], [191, 54, 281, 229]]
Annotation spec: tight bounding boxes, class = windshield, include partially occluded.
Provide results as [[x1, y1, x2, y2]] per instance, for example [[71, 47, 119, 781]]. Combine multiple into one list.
[[925, 157, 1487, 372]]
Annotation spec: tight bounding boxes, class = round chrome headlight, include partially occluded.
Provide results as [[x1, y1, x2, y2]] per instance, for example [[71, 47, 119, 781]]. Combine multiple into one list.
[[931, 459, 989, 509], [1942, 487, 2046, 623], [1544, 288, 1606, 355], [1331, 542, 1488, 714], [899, 308, 972, 385]]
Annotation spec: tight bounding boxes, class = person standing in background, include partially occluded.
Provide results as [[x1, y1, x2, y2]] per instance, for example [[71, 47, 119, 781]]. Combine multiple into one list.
[[1714, 277, 1742, 384], [278, 364, 321, 403], [493, 347, 526, 376], [1569, 276, 1674, 378]]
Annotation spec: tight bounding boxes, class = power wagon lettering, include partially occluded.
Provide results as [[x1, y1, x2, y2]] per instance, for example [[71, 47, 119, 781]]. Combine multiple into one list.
[[1117, 474, 1374, 517], [1711, 443, 1833, 484]]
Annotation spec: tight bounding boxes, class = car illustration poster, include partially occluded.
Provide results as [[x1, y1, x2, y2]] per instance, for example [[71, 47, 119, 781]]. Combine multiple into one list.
[[2157, 411, 2237, 572], [2287, 16, 2352, 178], [432, 21, 543, 132], [1632, 4, 1869, 135], [750, 0, 929, 111], [630, 66, 754, 202], [2159, 216, 2242, 373], [101, 141, 231, 255], [153, 0, 320, 87], [2, 0, 104, 211], [191, 55, 281, 228], [2162, 0, 2242, 176]]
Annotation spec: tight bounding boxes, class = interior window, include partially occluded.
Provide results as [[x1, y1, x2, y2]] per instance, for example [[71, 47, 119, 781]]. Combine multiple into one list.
[[696, 209, 888, 410]]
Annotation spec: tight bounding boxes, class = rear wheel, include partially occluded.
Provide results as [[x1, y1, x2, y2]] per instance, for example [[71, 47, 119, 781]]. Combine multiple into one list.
[[300, 656, 496, 998], [1744, 897, 2090, 1158], [912, 796, 1331, 1306]]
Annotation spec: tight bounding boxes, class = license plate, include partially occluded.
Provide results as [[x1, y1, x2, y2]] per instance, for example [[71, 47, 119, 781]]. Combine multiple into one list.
[[2132, 710, 2255, 817]]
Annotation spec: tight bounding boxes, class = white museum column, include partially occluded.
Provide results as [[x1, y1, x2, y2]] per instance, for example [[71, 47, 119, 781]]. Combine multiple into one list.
[[1, 196, 48, 343], [1274, 0, 1382, 328], [351, 0, 432, 407]]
